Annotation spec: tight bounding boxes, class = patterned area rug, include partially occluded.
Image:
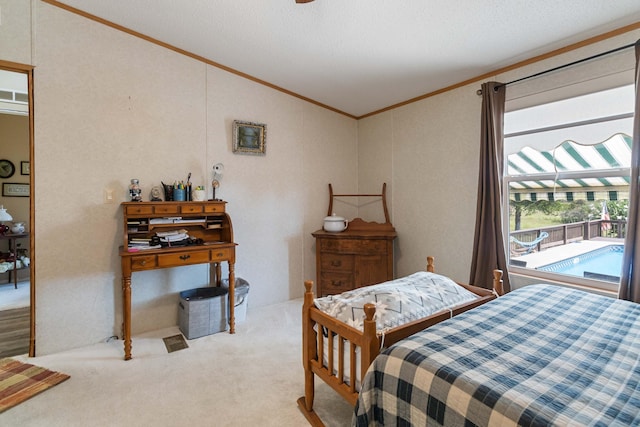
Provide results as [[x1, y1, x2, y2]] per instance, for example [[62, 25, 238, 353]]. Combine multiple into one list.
[[0, 358, 70, 413]]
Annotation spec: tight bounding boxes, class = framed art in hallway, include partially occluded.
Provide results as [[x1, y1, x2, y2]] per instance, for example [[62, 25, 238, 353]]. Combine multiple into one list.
[[232, 120, 266, 155], [20, 161, 29, 175], [2, 183, 29, 197]]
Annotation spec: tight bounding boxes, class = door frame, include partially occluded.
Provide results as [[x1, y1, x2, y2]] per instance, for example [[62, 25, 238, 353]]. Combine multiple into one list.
[[0, 59, 35, 357]]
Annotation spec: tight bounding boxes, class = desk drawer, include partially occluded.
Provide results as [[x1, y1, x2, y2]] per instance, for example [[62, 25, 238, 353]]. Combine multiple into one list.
[[210, 247, 233, 261], [154, 205, 179, 215], [204, 204, 225, 213], [126, 205, 154, 215], [320, 254, 353, 272], [180, 205, 203, 214], [129, 255, 157, 270], [157, 250, 210, 267]]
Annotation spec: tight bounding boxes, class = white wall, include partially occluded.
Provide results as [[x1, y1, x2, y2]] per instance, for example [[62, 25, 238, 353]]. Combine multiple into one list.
[[358, 87, 484, 283], [2, 0, 357, 355], [0, 0, 31, 65]]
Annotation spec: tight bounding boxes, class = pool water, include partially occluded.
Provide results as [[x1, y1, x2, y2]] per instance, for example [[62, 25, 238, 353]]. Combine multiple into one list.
[[537, 245, 624, 282]]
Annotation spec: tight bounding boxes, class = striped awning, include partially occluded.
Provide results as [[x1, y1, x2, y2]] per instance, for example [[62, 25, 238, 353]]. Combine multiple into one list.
[[508, 134, 631, 201]]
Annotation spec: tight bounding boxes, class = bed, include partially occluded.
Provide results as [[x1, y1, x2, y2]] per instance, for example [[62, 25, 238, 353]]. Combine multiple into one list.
[[354, 283, 640, 426], [298, 256, 504, 427]]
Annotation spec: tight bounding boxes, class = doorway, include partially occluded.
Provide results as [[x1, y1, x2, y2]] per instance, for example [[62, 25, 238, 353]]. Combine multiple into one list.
[[0, 62, 35, 357]]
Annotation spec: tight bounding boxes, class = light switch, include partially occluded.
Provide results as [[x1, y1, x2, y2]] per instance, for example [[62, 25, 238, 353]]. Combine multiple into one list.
[[104, 188, 114, 204]]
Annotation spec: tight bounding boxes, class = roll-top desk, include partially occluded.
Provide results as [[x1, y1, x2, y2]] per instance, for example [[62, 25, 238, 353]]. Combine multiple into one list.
[[119, 200, 237, 360]]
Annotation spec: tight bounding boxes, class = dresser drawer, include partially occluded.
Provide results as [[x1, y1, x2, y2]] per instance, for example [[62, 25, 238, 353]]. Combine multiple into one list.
[[319, 238, 388, 255], [129, 255, 157, 270], [210, 247, 233, 261], [320, 254, 354, 272], [157, 250, 210, 267], [319, 272, 354, 296]]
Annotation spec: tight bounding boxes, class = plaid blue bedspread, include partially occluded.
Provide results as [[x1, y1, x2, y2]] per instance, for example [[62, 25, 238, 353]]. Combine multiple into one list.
[[354, 284, 640, 426]]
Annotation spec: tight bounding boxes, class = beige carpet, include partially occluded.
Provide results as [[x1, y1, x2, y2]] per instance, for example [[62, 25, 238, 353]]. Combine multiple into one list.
[[2, 298, 354, 426]]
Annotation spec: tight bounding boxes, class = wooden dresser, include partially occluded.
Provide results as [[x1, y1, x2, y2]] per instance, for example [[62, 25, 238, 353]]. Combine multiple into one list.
[[312, 184, 397, 297], [313, 225, 396, 296]]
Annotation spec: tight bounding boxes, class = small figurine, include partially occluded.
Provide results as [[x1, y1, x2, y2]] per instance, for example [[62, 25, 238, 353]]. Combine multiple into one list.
[[129, 179, 142, 202]]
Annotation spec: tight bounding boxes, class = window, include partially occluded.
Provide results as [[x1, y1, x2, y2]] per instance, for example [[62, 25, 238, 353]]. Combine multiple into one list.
[[504, 83, 634, 292]]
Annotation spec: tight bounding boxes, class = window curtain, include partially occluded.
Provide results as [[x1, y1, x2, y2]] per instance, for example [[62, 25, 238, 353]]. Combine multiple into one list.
[[469, 81, 511, 292], [619, 39, 640, 303]]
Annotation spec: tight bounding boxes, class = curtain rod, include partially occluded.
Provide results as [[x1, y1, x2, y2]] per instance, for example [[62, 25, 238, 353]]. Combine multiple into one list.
[[477, 40, 637, 95]]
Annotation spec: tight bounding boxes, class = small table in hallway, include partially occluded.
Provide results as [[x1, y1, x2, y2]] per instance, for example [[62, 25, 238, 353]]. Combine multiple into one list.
[[0, 232, 29, 289]]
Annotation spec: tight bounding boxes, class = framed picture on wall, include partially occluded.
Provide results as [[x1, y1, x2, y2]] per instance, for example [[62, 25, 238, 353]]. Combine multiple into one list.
[[232, 120, 266, 155], [21, 161, 30, 175], [2, 183, 29, 197]]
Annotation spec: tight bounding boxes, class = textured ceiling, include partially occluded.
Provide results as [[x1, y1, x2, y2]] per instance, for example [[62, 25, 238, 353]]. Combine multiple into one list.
[[53, 1, 640, 117]]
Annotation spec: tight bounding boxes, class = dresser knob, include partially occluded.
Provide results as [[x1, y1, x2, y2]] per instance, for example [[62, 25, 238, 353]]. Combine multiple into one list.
[[140, 260, 146, 266], [330, 260, 342, 267], [179, 255, 191, 261]]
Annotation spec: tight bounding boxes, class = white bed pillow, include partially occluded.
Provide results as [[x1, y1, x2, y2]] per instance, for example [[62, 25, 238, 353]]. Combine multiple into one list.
[[314, 271, 478, 333]]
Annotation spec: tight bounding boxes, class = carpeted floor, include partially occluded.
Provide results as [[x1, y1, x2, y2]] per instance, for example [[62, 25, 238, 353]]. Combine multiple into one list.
[[0, 280, 30, 311], [2, 298, 354, 426]]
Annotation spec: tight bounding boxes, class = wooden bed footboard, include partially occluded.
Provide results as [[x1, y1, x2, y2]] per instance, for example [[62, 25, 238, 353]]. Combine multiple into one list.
[[297, 257, 504, 426]]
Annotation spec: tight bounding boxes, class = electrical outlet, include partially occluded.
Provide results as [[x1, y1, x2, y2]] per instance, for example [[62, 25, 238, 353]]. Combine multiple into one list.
[[104, 188, 114, 204]]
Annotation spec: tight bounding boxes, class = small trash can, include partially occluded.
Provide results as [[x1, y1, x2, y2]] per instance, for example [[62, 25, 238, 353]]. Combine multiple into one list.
[[178, 287, 228, 339], [222, 278, 250, 323]]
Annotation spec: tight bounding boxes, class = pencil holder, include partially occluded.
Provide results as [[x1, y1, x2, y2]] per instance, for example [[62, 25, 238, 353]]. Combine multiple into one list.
[[192, 189, 206, 201], [173, 188, 186, 201]]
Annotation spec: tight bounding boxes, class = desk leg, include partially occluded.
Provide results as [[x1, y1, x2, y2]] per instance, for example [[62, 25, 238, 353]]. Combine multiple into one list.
[[122, 275, 132, 360], [210, 262, 223, 286], [228, 262, 235, 334], [215, 263, 222, 286]]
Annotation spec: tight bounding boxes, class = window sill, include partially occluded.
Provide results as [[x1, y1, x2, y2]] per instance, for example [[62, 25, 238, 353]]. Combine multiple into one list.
[[509, 267, 619, 298]]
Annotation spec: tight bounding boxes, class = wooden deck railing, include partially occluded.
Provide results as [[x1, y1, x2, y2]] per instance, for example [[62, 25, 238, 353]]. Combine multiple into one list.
[[510, 219, 627, 254]]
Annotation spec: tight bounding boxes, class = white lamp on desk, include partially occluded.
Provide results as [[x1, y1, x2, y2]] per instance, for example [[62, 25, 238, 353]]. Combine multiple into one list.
[[0, 206, 12, 235]]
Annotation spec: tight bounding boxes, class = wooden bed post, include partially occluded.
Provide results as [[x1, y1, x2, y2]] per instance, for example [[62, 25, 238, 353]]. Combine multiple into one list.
[[493, 270, 504, 296], [360, 303, 378, 385], [426, 256, 435, 272], [298, 281, 328, 427], [301, 281, 317, 412]]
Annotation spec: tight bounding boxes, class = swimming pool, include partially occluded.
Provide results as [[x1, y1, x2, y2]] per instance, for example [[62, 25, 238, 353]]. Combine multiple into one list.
[[537, 245, 624, 282]]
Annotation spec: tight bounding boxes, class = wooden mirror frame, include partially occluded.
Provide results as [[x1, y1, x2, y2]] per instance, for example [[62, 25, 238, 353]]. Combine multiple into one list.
[[0, 59, 35, 357]]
